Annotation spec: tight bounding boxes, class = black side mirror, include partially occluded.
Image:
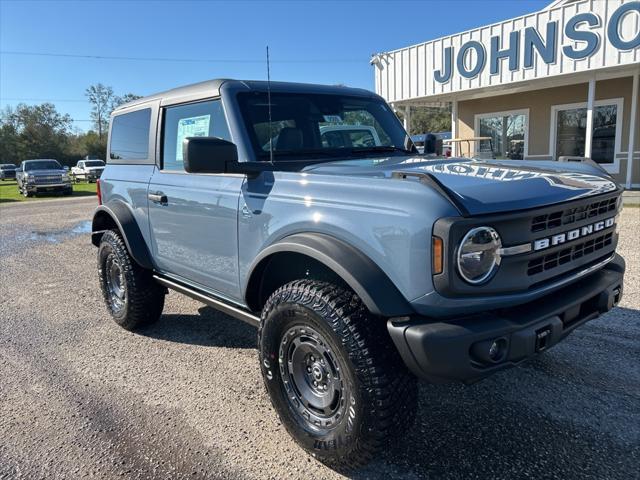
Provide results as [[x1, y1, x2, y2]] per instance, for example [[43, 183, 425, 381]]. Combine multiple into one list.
[[183, 137, 238, 174], [423, 133, 437, 154], [435, 138, 443, 155]]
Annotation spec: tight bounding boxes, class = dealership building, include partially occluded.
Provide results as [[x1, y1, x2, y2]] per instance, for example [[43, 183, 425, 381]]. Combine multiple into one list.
[[372, 0, 640, 188]]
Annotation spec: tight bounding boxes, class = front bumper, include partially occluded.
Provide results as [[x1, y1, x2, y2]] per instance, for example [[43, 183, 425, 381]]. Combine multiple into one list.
[[26, 183, 72, 193], [83, 171, 102, 181], [388, 254, 625, 384]]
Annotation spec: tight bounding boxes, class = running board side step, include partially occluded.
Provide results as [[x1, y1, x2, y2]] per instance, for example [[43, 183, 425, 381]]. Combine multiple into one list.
[[153, 275, 260, 327]]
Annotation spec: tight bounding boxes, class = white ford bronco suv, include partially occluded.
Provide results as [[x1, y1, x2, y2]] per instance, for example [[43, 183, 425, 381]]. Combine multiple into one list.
[[92, 79, 625, 471]]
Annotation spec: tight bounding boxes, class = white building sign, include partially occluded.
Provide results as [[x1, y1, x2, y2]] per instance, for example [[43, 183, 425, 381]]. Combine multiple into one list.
[[373, 0, 640, 103]]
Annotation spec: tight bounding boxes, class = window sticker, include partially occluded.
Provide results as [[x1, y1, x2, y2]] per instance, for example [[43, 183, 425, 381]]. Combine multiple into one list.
[[176, 115, 211, 162]]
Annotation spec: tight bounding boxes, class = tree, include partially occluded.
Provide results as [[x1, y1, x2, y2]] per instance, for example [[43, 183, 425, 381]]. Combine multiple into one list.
[[395, 106, 451, 135], [67, 130, 108, 161], [85, 83, 116, 139], [114, 93, 142, 108], [0, 103, 72, 163]]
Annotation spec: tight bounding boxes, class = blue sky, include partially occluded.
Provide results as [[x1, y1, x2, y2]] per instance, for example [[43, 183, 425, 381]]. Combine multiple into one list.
[[0, 0, 550, 131]]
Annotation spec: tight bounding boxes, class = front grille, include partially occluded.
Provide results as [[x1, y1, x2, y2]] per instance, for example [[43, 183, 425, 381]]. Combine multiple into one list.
[[34, 175, 62, 185], [434, 190, 621, 296], [531, 197, 618, 233], [527, 232, 613, 276]]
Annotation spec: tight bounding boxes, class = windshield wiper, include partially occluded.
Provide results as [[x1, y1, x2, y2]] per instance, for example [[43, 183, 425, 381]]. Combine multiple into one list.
[[350, 146, 413, 155], [258, 149, 346, 160]]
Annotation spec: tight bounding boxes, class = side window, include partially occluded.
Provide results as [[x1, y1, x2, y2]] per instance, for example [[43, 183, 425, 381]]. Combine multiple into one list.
[[109, 108, 151, 160], [162, 99, 231, 171]]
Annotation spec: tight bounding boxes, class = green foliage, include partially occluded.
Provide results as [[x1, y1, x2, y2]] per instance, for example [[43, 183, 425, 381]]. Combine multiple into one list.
[[0, 85, 139, 166], [0, 103, 72, 164], [395, 106, 451, 135], [67, 130, 108, 162]]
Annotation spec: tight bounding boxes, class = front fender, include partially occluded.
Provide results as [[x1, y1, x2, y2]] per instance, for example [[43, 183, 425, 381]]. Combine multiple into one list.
[[245, 232, 414, 317]]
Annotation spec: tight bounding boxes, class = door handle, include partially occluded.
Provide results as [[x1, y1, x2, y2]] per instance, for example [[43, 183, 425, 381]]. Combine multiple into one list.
[[148, 192, 168, 205]]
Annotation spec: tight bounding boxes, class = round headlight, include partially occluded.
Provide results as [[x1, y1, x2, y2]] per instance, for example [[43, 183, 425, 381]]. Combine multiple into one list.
[[457, 226, 502, 284]]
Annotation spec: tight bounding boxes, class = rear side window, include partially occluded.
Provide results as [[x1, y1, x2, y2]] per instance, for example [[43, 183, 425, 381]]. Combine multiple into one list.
[[162, 100, 231, 171], [109, 108, 151, 161]]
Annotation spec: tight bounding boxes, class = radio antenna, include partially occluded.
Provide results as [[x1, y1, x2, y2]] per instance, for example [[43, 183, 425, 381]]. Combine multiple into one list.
[[266, 45, 274, 165]]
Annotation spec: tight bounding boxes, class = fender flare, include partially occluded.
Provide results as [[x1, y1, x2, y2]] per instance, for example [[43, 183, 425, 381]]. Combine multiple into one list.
[[246, 232, 414, 317], [91, 200, 154, 270]]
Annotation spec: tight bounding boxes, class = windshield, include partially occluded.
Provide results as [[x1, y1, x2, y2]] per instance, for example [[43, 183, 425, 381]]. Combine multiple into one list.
[[24, 160, 62, 171], [84, 160, 105, 167], [0, 164, 16, 170], [237, 92, 413, 161]]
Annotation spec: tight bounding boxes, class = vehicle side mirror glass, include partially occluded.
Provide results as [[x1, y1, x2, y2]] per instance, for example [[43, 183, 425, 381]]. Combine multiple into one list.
[[183, 137, 238, 174]]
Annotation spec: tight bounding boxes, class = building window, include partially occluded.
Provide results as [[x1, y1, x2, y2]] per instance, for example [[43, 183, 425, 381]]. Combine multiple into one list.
[[474, 109, 528, 160], [550, 99, 623, 172]]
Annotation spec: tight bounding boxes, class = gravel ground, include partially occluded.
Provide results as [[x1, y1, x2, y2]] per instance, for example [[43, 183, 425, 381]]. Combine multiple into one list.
[[0, 198, 638, 480]]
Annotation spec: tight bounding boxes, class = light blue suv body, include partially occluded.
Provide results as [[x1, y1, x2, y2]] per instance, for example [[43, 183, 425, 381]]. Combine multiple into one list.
[[93, 79, 625, 385]]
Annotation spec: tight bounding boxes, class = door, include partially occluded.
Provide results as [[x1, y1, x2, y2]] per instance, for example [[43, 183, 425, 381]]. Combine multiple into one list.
[[148, 99, 244, 299]]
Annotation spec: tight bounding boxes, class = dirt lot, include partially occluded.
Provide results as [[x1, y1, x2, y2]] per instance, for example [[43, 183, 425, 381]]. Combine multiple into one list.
[[0, 197, 638, 480]]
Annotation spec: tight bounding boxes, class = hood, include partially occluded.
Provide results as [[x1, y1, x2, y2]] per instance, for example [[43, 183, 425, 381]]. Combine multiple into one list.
[[304, 156, 619, 216]]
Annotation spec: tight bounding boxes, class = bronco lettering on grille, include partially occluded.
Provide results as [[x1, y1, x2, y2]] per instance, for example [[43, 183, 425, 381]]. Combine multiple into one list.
[[533, 217, 615, 251]]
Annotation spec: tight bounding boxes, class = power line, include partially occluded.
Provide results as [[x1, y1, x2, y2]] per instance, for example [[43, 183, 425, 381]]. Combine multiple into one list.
[[0, 50, 363, 64], [0, 97, 88, 103]]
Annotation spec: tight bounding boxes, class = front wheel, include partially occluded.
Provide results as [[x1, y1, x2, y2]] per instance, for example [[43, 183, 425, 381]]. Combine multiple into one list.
[[259, 280, 417, 472], [97, 230, 165, 330]]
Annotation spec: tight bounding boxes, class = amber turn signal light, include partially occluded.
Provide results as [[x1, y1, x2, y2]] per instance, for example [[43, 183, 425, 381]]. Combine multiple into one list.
[[432, 236, 443, 275]]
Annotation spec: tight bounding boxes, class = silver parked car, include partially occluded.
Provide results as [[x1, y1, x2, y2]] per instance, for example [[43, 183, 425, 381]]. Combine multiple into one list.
[[16, 159, 73, 197]]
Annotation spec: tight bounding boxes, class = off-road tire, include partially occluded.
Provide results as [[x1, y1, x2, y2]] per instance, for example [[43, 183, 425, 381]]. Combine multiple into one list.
[[97, 230, 165, 330], [259, 280, 417, 472]]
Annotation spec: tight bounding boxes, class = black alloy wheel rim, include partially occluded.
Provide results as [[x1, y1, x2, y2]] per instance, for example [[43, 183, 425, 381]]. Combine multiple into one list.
[[279, 324, 346, 432], [104, 253, 125, 312]]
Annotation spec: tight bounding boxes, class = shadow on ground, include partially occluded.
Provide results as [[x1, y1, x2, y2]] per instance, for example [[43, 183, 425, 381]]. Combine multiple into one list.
[[134, 304, 640, 479], [137, 306, 256, 349]]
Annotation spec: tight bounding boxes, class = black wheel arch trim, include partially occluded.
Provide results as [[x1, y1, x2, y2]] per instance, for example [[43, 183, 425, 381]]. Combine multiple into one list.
[[91, 200, 154, 270], [245, 232, 414, 317]]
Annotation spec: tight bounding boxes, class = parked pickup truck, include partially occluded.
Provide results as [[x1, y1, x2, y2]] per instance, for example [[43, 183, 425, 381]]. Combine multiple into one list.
[[0, 163, 18, 180], [71, 159, 105, 182], [91, 79, 625, 471], [16, 159, 72, 197]]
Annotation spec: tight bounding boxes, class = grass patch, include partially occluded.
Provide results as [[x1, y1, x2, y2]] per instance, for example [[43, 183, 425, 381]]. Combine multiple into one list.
[[0, 180, 97, 203]]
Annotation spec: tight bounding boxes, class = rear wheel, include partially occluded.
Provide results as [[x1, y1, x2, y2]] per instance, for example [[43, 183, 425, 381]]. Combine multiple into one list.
[[259, 280, 417, 472], [98, 230, 165, 330]]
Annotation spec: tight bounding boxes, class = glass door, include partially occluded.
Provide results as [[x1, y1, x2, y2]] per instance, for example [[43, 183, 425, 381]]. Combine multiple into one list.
[[477, 111, 527, 159], [554, 103, 619, 165]]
